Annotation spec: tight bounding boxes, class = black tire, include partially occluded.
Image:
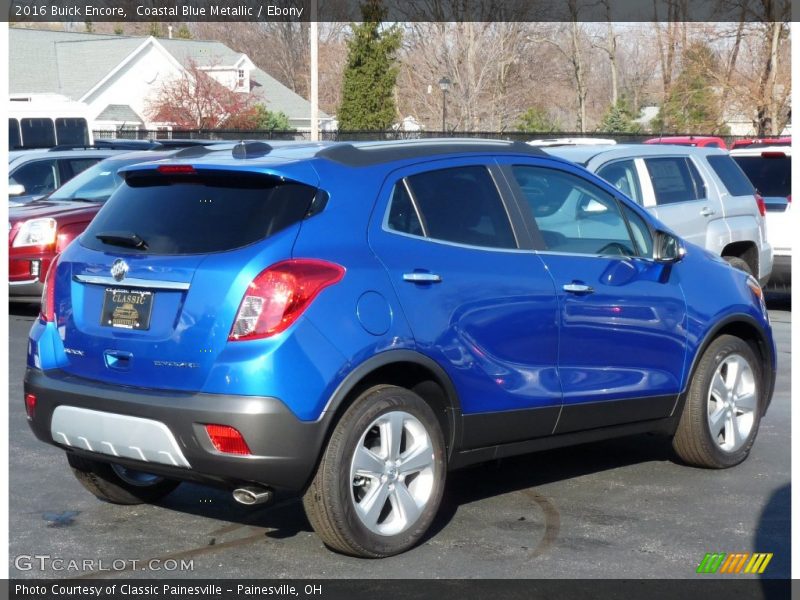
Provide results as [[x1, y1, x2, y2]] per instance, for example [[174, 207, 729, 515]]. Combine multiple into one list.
[[303, 385, 446, 558], [723, 256, 754, 276], [67, 453, 180, 505], [672, 335, 763, 468]]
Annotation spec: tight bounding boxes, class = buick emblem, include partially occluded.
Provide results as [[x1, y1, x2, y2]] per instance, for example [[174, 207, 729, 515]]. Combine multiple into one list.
[[110, 259, 129, 282]]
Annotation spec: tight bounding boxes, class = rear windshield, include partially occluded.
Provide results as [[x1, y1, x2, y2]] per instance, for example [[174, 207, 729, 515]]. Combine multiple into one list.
[[706, 155, 755, 197], [732, 155, 791, 198], [81, 171, 316, 254]]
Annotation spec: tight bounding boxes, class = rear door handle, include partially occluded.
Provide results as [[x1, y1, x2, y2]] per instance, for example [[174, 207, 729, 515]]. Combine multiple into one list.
[[563, 282, 594, 294], [403, 272, 442, 284], [700, 207, 716, 217]]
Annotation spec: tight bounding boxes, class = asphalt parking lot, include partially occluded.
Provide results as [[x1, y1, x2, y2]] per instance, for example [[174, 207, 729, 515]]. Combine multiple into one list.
[[8, 294, 791, 580]]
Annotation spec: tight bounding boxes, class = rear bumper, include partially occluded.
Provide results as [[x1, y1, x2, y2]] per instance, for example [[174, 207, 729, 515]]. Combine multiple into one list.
[[9, 279, 43, 303], [767, 254, 791, 289], [24, 368, 329, 493]]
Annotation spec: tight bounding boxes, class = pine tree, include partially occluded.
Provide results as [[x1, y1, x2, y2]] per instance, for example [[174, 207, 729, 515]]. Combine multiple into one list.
[[337, 0, 402, 130], [652, 43, 729, 134], [597, 98, 640, 133], [515, 107, 560, 133], [176, 24, 192, 39]]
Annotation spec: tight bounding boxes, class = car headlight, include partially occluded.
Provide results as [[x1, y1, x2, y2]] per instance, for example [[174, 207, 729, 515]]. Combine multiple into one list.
[[12, 218, 57, 248]]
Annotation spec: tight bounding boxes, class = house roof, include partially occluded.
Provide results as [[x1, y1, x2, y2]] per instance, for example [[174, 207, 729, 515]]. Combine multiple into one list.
[[10, 28, 327, 121], [96, 104, 145, 124]]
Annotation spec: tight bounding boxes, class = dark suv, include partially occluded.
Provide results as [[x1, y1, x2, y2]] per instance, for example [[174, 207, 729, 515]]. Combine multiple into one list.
[[25, 140, 775, 557]]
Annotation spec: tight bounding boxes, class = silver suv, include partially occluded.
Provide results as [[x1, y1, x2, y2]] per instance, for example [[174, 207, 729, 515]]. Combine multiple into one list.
[[545, 144, 773, 285]]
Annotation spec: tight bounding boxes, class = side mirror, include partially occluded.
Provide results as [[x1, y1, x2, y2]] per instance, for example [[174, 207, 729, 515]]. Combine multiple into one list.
[[9, 183, 26, 197], [654, 230, 685, 263]]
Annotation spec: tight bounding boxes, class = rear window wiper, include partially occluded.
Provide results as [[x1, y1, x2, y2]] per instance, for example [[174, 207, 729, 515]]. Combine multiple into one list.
[[95, 231, 149, 250]]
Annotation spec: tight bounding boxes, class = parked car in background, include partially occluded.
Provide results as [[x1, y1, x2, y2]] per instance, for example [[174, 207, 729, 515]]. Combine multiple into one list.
[[9, 96, 93, 150], [25, 140, 775, 558], [731, 145, 792, 289], [645, 136, 727, 149], [9, 150, 177, 303], [545, 144, 772, 284], [9, 148, 124, 204], [730, 137, 791, 150]]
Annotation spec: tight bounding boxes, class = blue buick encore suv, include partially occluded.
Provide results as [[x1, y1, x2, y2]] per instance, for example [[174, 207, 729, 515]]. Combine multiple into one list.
[[25, 140, 776, 557]]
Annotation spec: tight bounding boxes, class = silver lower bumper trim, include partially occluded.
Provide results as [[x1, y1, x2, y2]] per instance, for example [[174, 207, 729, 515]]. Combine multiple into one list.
[[50, 406, 191, 468]]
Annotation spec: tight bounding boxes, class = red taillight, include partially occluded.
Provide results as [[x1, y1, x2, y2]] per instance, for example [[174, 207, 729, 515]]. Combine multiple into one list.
[[787, 195, 792, 204], [229, 259, 345, 341], [755, 193, 767, 217], [157, 164, 196, 174], [761, 151, 786, 159], [25, 393, 36, 420], [40, 255, 59, 322], [205, 424, 251, 455]]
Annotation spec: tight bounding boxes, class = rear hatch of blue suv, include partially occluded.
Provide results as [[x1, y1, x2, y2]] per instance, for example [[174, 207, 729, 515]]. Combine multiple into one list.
[[24, 155, 350, 496]]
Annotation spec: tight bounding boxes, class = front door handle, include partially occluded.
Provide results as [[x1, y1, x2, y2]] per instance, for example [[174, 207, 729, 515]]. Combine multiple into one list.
[[700, 207, 716, 217], [403, 272, 442, 284], [563, 282, 594, 294]]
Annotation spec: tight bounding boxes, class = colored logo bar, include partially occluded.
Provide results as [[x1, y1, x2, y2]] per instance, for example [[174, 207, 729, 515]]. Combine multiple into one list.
[[697, 552, 773, 574]]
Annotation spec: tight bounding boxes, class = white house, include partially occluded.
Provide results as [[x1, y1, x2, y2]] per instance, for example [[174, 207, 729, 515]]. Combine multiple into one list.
[[9, 28, 328, 132]]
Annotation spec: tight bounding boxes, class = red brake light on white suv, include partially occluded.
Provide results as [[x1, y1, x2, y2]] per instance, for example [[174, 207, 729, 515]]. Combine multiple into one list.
[[229, 259, 345, 341], [755, 193, 767, 217]]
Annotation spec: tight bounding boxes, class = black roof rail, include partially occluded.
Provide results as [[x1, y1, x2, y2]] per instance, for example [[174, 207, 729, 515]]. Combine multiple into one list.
[[173, 144, 223, 158], [316, 139, 546, 166], [49, 141, 163, 151], [232, 141, 272, 159]]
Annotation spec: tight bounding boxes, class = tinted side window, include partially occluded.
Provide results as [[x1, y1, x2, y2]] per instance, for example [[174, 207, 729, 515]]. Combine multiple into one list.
[[55, 118, 90, 146], [405, 166, 516, 249], [82, 173, 316, 255], [9, 119, 21, 150], [20, 118, 56, 148], [644, 157, 706, 205], [511, 165, 638, 256], [596, 160, 643, 205], [706, 155, 756, 197], [387, 181, 423, 236], [10, 160, 59, 196]]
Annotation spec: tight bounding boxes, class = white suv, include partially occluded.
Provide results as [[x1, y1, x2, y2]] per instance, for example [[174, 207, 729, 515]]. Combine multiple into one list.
[[545, 144, 773, 285], [731, 145, 791, 289]]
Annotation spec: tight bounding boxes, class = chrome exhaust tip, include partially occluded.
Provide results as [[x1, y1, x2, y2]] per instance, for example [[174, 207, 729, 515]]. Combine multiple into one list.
[[232, 486, 273, 506]]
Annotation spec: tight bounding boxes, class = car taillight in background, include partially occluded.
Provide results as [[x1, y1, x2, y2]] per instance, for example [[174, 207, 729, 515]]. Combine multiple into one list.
[[755, 193, 767, 217], [40, 255, 60, 322], [229, 259, 345, 341]]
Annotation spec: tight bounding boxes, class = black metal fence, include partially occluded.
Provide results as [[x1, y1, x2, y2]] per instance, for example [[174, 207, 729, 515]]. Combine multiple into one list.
[[93, 129, 753, 146]]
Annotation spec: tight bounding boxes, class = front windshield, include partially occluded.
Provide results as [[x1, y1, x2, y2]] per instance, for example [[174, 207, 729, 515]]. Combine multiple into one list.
[[49, 159, 127, 202]]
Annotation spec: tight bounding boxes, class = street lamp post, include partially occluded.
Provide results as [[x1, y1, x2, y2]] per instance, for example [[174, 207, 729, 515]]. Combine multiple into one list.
[[438, 76, 451, 133]]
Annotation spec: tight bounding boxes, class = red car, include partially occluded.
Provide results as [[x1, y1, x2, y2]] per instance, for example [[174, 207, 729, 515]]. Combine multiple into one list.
[[730, 136, 791, 149], [644, 136, 727, 149], [9, 151, 174, 302]]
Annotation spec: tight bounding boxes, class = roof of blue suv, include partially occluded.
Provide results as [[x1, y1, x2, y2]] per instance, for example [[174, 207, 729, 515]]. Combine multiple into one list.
[[118, 139, 550, 175]]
